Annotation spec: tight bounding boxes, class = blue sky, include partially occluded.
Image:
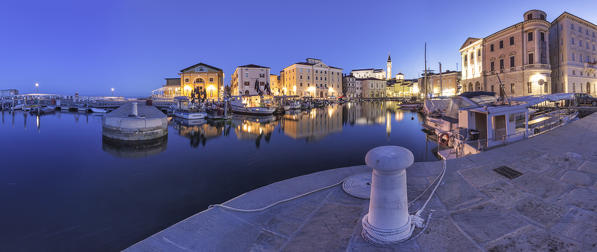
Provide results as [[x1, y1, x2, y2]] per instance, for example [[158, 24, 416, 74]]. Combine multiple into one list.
[[1, 0, 595, 97]]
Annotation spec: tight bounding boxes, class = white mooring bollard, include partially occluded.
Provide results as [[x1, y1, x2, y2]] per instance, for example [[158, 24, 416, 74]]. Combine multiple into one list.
[[362, 146, 414, 244], [131, 102, 138, 117]]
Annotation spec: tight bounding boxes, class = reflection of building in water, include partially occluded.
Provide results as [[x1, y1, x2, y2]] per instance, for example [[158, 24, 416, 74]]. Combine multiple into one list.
[[102, 136, 168, 158], [344, 102, 387, 125], [282, 105, 342, 141], [173, 121, 228, 147], [233, 116, 276, 148]]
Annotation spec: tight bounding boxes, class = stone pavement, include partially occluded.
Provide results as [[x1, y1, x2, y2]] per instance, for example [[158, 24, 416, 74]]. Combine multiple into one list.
[[126, 113, 597, 251]]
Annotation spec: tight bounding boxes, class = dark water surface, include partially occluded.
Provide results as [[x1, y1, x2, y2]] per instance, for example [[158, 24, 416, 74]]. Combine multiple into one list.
[[0, 101, 437, 251]]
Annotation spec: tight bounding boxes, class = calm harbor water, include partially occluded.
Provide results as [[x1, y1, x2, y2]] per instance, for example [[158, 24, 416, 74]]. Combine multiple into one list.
[[0, 101, 437, 251]]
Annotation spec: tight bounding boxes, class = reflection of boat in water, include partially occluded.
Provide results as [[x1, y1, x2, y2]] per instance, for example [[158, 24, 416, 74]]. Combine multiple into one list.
[[101, 136, 168, 158], [230, 96, 275, 116], [172, 117, 207, 126]]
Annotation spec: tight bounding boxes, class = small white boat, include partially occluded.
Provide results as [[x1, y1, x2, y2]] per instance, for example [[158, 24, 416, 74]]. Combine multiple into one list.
[[61, 106, 70, 111], [12, 104, 25, 110], [90, 108, 107, 113], [173, 110, 207, 119], [230, 96, 276, 116], [78, 107, 88, 113]]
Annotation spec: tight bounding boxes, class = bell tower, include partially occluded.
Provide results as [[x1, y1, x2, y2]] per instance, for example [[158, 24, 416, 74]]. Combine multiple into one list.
[[386, 53, 392, 80]]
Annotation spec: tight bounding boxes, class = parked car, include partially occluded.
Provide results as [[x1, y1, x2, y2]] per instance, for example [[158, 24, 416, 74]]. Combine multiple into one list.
[[574, 93, 597, 106]]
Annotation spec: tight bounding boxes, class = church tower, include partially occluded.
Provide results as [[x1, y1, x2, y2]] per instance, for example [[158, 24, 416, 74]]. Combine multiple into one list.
[[386, 53, 392, 80]]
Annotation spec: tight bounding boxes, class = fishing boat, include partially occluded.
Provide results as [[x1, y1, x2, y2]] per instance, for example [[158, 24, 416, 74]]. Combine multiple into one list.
[[230, 96, 275, 116], [173, 110, 207, 119], [30, 106, 55, 115], [77, 107, 88, 113], [206, 103, 231, 120], [171, 96, 207, 119]]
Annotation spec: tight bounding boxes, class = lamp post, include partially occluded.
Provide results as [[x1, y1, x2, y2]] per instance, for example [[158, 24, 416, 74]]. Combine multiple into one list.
[[35, 82, 39, 93], [111, 88, 115, 96]]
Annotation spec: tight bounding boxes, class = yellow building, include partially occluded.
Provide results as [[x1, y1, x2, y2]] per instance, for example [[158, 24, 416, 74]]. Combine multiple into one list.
[[179, 63, 224, 100], [270, 74, 282, 96], [281, 58, 343, 98]]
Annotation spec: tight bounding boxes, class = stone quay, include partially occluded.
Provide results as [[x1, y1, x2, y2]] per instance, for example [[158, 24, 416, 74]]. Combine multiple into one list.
[[102, 102, 168, 141], [126, 112, 597, 251]]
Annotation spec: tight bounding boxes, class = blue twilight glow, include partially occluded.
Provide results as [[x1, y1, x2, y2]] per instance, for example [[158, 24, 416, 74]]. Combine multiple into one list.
[[0, 0, 595, 97]]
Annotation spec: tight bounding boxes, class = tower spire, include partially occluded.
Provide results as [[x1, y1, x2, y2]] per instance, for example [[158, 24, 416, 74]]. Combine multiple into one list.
[[386, 52, 392, 80]]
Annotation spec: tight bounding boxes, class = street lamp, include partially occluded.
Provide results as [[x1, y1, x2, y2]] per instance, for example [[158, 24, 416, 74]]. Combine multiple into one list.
[[111, 88, 115, 96], [35, 82, 39, 93]]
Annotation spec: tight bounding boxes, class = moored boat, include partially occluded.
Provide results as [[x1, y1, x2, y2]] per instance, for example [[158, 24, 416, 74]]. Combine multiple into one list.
[[90, 108, 107, 113], [230, 96, 275, 116]]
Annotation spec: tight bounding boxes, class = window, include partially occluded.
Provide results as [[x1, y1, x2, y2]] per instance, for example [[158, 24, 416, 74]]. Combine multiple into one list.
[[571, 23, 574, 30], [511, 83, 515, 94], [580, 40, 582, 47], [477, 49, 481, 56], [572, 38, 575, 45], [510, 56, 515, 68], [528, 53, 534, 64], [244, 81, 250, 86], [490, 61, 495, 71], [490, 44, 494, 52], [500, 59, 504, 70], [528, 32, 533, 41], [185, 78, 189, 83], [527, 82, 532, 93], [209, 78, 214, 82], [499, 40, 504, 49], [527, 14, 532, 20], [540, 14, 545, 20], [510, 36, 514, 45], [491, 85, 494, 92], [540, 32, 545, 41]]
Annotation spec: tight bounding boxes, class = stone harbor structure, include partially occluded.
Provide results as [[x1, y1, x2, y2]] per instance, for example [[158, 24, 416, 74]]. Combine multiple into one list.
[[127, 112, 597, 251], [102, 102, 168, 141]]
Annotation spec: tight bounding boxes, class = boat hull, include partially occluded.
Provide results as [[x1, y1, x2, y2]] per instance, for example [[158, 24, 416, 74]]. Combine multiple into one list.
[[231, 105, 275, 116], [173, 112, 207, 119]]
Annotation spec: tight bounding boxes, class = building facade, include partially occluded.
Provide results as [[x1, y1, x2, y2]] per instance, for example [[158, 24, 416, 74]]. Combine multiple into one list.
[[351, 69, 386, 79], [360, 78, 386, 98], [550, 12, 597, 95], [162, 78, 180, 97], [427, 70, 461, 97], [386, 54, 392, 80], [269, 74, 283, 96], [342, 74, 362, 98], [179, 63, 224, 100], [230, 64, 271, 96], [281, 58, 343, 98], [460, 10, 552, 97]]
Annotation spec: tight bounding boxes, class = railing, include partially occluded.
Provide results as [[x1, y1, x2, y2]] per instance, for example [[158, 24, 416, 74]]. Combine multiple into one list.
[[524, 64, 550, 70]]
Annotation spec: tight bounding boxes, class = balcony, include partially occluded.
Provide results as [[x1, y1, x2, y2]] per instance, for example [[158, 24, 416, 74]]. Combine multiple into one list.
[[523, 64, 550, 70]]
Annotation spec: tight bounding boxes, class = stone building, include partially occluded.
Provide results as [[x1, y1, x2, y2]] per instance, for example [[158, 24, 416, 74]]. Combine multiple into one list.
[[351, 68, 386, 79], [281, 58, 343, 98], [342, 74, 362, 98], [269, 74, 283, 96], [162, 78, 180, 97], [230, 64, 271, 96], [386, 78, 418, 98], [424, 70, 461, 97], [179, 62, 224, 100], [360, 78, 386, 98], [460, 10, 552, 97], [550, 12, 597, 95]]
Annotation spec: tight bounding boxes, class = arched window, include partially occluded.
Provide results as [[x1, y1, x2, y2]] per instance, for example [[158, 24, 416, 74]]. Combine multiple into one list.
[[587, 82, 591, 94], [195, 78, 204, 84], [468, 83, 473, 92], [475, 82, 481, 91]]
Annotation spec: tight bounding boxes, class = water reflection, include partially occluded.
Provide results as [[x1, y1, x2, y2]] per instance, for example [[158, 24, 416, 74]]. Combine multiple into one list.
[[169, 101, 425, 144], [102, 136, 168, 158]]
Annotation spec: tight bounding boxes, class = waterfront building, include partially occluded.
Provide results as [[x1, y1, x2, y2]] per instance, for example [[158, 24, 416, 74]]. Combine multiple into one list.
[[386, 78, 418, 98], [360, 78, 386, 98], [179, 62, 224, 100], [163, 78, 180, 97], [460, 10, 552, 97], [269, 74, 283, 96], [550, 12, 597, 95], [281, 58, 343, 98], [342, 74, 362, 98], [282, 105, 342, 141], [230, 64, 271, 96], [0, 89, 18, 97], [351, 68, 386, 79], [424, 70, 461, 97]]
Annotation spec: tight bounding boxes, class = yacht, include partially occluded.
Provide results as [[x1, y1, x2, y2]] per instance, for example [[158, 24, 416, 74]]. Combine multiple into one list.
[[230, 96, 275, 116]]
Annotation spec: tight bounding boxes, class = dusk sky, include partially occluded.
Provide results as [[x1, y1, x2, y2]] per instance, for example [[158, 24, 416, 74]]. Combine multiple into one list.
[[1, 0, 595, 97]]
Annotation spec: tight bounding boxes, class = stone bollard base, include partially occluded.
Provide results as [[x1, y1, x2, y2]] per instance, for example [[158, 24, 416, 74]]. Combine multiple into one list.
[[361, 213, 413, 245]]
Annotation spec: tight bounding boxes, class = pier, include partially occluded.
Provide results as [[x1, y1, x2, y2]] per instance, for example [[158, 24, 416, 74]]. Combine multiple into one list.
[[126, 112, 597, 251], [102, 102, 168, 141]]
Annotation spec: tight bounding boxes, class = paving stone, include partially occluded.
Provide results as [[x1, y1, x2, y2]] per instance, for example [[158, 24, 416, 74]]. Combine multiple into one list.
[[551, 207, 597, 248], [249, 231, 287, 252], [556, 188, 597, 212], [459, 165, 505, 188], [435, 170, 486, 210], [282, 203, 362, 251], [416, 215, 481, 252], [578, 161, 597, 174], [485, 225, 580, 252], [479, 181, 528, 208], [560, 170, 594, 186], [513, 174, 570, 200], [450, 202, 527, 244], [514, 197, 566, 227]]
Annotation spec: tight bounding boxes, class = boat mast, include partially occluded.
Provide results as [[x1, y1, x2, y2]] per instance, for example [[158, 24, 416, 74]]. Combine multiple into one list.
[[424, 43, 428, 101]]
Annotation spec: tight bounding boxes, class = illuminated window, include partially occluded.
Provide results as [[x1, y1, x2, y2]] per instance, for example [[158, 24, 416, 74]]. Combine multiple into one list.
[[527, 82, 532, 93]]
